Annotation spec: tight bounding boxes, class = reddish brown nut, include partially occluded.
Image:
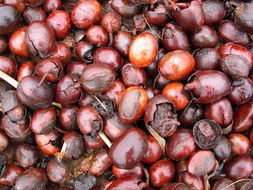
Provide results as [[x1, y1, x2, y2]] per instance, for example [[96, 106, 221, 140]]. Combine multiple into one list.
[[9, 26, 30, 57], [162, 23, 190, 52], [59, 106, 78, 130], [86, 25, 109, 46], [17, 61, 35, 82], [110, 0, 140, 17], [174, 0, 204, 31], [159, 50, 195, 81], [121, 63, 147, 87], [83, 135, 105, 150], [187, 150, 216, 176], [35, 58, 63, 82], [1, 90, 20, 114], [191, 25, 219, 48], [0, 164, 23, 186], [23, 7, 47, 24], [144, 4, 168, 26], [194, 48, 220, 70], [25, 21, 56, 58], [218, 43, 253, 69], [107, 176, 147, 190], [219, 54, 250, 79], [202, 0, 225, 24], [225, 156, 253, 180], [50, 43, 71, 66], [204, 97, 233, 127], [46, 158, 69, 183], [103, 114, 132, 141], [46, 10, 71, 39], [80, 63, 116, 93], [218, 20, 249, 45], [228, 78, 253, 105], [30, 108, 57, 134], [101, 12, 121, 31], [66, 62, 87, 79], [185, 70, 231, 104], [77, 105, 103, 136], [4, 0, 27, 12], [2, 106, 30, 142], [35, 132, 60, 155], [15, 144, 39, 169], [149, 159, 175, 188], [118, 86, 148, 124], [0, 56, 17, 78], [234, 2, 253, 33], [232, 101, 253, 132], [129, 33, 158, 68], [228, 133, 251, 155], [178, 171, 204, 190], [112, 163, 144, 179], [0, 130, 9, 152], [113, 31, 133, 56], [55, 74, 81, 106], [14, 168, 48, 190], [144, 95, 179, 137], [109, 127, 148, 169], [162, 82, 189, 111], [179, 103, 203, 127], [166, 129, 197, 161], [62, 131, 85, 160], [213, 136, 232, 161], [71, 0, 101, 29], [44, 0, 62, 13], [74, 41, 94, 63], [211, 178, 235, 190], [141, 135, 163, 164], [0, 5, 20, 35], [93, 47, 122, 71], [90, 150, 112, 176], [104, 80, 126, 106]]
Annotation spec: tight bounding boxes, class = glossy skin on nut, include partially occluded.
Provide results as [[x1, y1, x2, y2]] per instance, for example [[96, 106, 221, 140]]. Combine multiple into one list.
[[162, 82, 189, 111], [149, 159, 175, 188], [185, 70, 231, 104], [109, 127, 148, 169], [228, 133, 251, 155], [25, 21, 56, 58], [17, 76, 54, 109], [118, 86, 148, 124], [71, 0, 101, 29], [159, 50, 195, 81], [46, 10, 71, 39], [232, 101, 253, 132], [173, 0, 204, 32], [80, 63, 116, 93], [0, 5, 20, 35], [129, 33, 158, 68], [225, 156, 253, 180], [17, 61, 35, 82], [218, 43, 253, 69], [9, 26, 30, 57], [166, 129, 197, 161], [187, 150, 216, 176], [141, 135, 163, 164], [0, 56, 17, 78]]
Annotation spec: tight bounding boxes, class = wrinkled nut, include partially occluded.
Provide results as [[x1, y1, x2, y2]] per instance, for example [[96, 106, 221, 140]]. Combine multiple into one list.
[[193, 119, 222, 149]]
